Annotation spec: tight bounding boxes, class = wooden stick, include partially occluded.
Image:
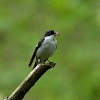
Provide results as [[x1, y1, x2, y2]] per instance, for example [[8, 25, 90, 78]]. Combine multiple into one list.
[[4, 63, 56, 100]]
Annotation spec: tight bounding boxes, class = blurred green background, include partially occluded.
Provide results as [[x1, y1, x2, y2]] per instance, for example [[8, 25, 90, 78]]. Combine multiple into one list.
[[0, 0, 100, 100]]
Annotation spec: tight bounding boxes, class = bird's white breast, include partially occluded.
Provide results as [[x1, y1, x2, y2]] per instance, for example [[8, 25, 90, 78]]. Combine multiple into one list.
[[36, 35, 57, 62]]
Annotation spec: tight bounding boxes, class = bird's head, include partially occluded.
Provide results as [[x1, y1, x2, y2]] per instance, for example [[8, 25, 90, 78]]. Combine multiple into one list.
[[44, 30, 60, 37]]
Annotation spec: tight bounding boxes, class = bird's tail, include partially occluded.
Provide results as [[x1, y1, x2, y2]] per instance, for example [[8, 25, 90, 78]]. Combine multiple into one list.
[[32, 61, 37, 70]]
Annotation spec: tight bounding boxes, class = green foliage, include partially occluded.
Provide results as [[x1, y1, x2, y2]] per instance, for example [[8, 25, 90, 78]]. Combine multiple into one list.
[[0, 0, 100, 100]]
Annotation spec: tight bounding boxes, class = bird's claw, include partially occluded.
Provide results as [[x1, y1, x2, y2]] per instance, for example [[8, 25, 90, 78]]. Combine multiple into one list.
[[41, 62, 45, 65], [49, 62, 56, 67], [41, 62, 56, 68]]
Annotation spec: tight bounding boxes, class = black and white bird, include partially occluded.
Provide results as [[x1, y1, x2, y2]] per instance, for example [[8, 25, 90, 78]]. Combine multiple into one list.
[[29, 30, 60, 69]]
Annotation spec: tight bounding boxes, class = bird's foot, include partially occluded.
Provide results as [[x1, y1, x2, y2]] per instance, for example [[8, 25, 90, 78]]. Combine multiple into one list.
[[41, 61, 56, 68], [49, 62, 56, 68], [47, 60, 56, 67], [41, 62, 45, 65]]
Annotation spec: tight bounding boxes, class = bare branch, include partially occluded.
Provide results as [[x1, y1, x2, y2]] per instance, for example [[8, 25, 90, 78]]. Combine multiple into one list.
[[4, 63, 56, 100]]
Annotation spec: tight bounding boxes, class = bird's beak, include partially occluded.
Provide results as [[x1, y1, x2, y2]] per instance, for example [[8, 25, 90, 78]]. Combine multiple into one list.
[[55, 32, 60, 36]]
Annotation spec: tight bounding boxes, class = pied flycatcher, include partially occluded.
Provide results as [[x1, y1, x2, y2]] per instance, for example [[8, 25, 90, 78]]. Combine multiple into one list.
[[29, 30, 60, 69]]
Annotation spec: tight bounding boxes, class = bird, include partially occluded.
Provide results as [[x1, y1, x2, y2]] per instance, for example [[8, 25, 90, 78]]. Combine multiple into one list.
[[29, 30, 60, 69]]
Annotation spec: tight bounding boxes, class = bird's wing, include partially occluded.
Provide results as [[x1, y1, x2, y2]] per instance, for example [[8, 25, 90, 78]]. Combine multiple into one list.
[[29, 37, 45, 67]]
